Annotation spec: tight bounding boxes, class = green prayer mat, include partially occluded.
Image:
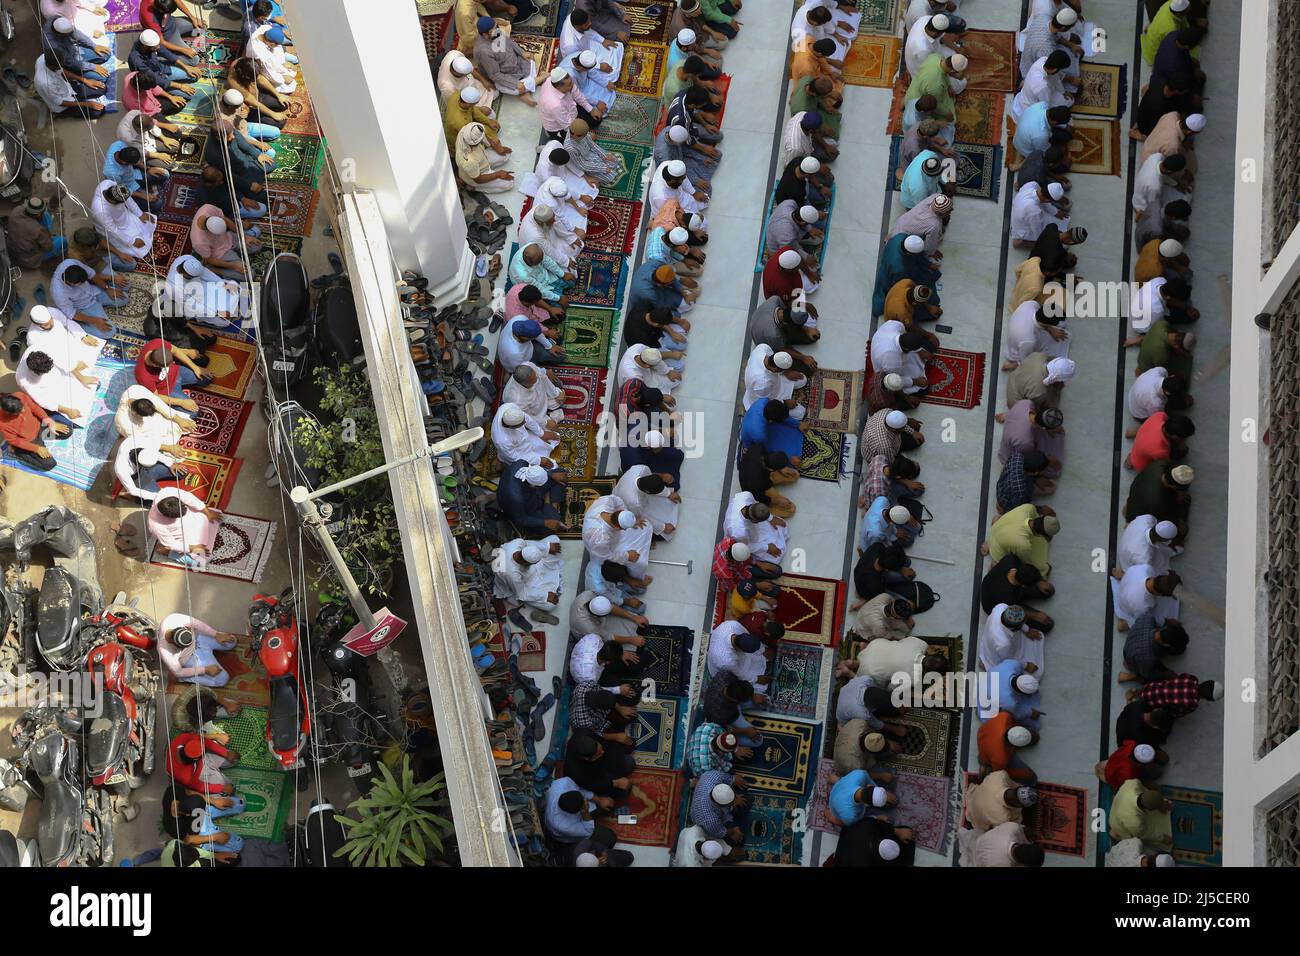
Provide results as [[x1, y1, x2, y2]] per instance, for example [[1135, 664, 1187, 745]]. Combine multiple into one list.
[[799, 427, 845, 482], [855, 0, 901, 36], [596, 94, 661, 148], [220, 765, 292, 841], [215, 706, 278, 770], [266, 134, 328, 188], [600, 140, 652, 202], [561, 306, 617, 368]]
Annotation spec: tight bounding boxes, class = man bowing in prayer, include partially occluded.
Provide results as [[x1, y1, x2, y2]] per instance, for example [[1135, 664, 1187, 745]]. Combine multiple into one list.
[[492, 402, 559, 467]]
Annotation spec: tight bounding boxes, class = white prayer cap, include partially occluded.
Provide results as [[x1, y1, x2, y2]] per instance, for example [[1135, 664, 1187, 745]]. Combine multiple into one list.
[[575, 852, 600, 867], [617, 510, 637, 529], [1047, 181, 1065, 201], [888, 505, 912, 526], [205, 216, 228, 235], [777, 250, 801, 270], [883, 372, 906, 392], [877, 839, 901, 862], [222, 89, 246, 107], [799, 204, 820, 224], [930, 13, 949, 30], [669, 226, 690, 244], [501, 405, 526, 426], [1209, 681, 1225, 701], [903, 234, 926, 254], [1184, 113, 1207, 132], [1014, 673, 1040, 695], [549, 66, 569, 83], [710, 783, 736, 804], [1155, 853, 1176, 867], [53, 16, 74, 33], [948, 53, 968, 72], [532, 202, 555, 223], [578, 49, 598, 68], [1043, 357, 1077, 385], [459, 86, 481, 104], [522, 465, 549, 486], [181, 257, 204, 278], [1171, 464, 1195, 486], [139, 29, 161, 47], [641, 347, 663, 366], [729, 541, 751, 561], [136, 447, 161, 468], [1170, 0, 1189, 10], [1159, 239, 1184, 258], [1154, 520, 1179, 540], [667, 124, 690, 144], [800, 156, 821, 174], [452, 55, 474, 75], [677, 28, 697, 46], [1181, 331, 1197, 351], [870, 786, 889, 808], [589, 595, 613, 615], [548, 178, 569, 197], [688, 213, 704, 230], [644, 429, 666, 448], [665, 159, 688, 178], [1054, 7, 1078, 26], [29, 305, 52, 325], [885, 410, 908, 429], [520, 545, 544, 564], [1133, 744, 1157, 764], [1007, 726, 1033, 747], [772, 350, 794, 369], [789, 403, 806, 422], [700, 840, 726, 861]]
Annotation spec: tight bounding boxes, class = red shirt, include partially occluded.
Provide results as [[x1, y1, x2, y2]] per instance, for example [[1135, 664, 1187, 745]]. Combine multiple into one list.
[[135, 338, 181, 395], [977, 711, 1016, 771], [138, 2, 165, 34], [0, 392, 52, 452], [1103, 740, 1145, 789], [1138, 672, 1201, 719], [761, 246, 803, 301], [1128, 411, 1172, 470]]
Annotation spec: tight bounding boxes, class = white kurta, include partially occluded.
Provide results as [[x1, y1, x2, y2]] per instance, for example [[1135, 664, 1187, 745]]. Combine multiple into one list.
[[905, 17, 955, 76], [613, 464, 679, 537], [91, 178, 155, 254], [501, 361, 563, 426], [617, 343, 677, 393], [492, 536, 564, 606], [1131, 153, 1169, 217], [1111, 563, 1179, 626], [1127, 367, 1169, 420], [1128, 277, 1167, 335], [582, 494, 654, 575], [742, 344, 805, 410], [533, 175, 589, 233], [166, 255, 250, 322], [869, 320, 926, 394], [1005, 301, 1072, 363], [492, 403, 558, 465], [1010, 181, 1068, 243], [26, 309, 104, 371], [115, 384, 183, 447], [648, 161, 707, 219], [977, 603, 1045, 675], [707, 620, 767, 683], [1117, 516, 1178, 574], [791, 8, 850, 61], [114, 435, 177, 501], [523, 140, 595, 199], [723, 491, 788, 560], [1010, 56, 1069, 121], [558, 22, 624, 76], [779, 112, 816, 173], [437, 56, 497, 109], [16, 346, 96, 419], [517, 206, 581, 269], [858, 635, 928, 686]]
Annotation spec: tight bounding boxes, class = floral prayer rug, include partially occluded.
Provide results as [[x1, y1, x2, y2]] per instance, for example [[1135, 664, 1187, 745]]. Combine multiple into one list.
[[599, 140, 652, 201], [583, 197, 642, 254], [854, 0, 901, 37], [1163, 785, 1223, 866], [200, 334, 260, 400], [1024, 780, 1089, 856], [623, 0, 677, 42], [755, 643, 832, 721], [741, 716, 820, 796], [104, 272, 157, 332], [596, 93, 661, 147], [558, 476, 618, 538], [616, 42, 668, 97], [894, 772, 955, 853], [248, 234, 305, 282], [570, 250, 628, 309], [147, 513, 278, 583], [549, 365, 608, 426], [954, 90, 1006, 146], [630, 695, 687, 769], [204, 632, 270, 710], [608, 767, 683, 846], [247, 182, 322, 238], [796, 367, 863, 434], [1073, 62, 1128, 119], [921, 346, 986, 409], [809, 759, 838, 832], [181, 392, 253, 457], [512, 35, 559, 76], [745, 792, 804, 864], [551, 422, 598, 478], [843, 34, 899, 88], [886, 138, 1002, 202], [876, 707, 957, 778], [266, 134, 328, 188], [200, 29, 245, 77], [959, 30, 1018, 92], [634, 624, 694, 697], [885, 75, 909, 135], [158, 172, 202, 226], [105, 0, 139, 31], [560, 306, 617, 367], [280, 83, 324, 137], [154, 448, 244, 510], [136, 221, 190, 278]]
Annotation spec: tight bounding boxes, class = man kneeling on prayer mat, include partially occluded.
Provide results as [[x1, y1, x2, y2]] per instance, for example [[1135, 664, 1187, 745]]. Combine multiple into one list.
[[492, 536, 564, 625]]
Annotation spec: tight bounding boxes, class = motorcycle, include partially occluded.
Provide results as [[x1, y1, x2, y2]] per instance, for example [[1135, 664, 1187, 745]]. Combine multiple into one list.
[[248, 588, 311, 773], [10, 706, 113, 867], [313, 603, 385, 794], [84, 636, 159, 797], [257, 253, 315, 403], [288, 798, 349, 867], [0, 830, 40, 867], [314, 276, 365, 371]]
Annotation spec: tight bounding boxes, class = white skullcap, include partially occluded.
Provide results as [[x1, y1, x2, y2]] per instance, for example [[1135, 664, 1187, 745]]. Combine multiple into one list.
[[1209, 681, 1224, 701], [1181, 331, 1197, 351], [205, 216, 228, 235], [452, 56, 474, 75], [521, 465, 548, 486], [667, 124, 690, 144], [730, 541, 751, 561], [789, 403, 806, 422], [136, 447, 161, 468], [1155, 853, 1176, 867], [1007, 726, 1033, 747], [1184, 113, 1207, 132], [669, 226, 689, 244], [710, 783, 736, 804], [930, 13, 949, 30], [575, 852, 600, 867], [641, 347, 663, 366], [1154, 520, 1179, 540], [617, 510, 637, 529], [799, 204, 820, 224], [700, 840, 726, 860], [949, 53, 968, 72], [1133, 743, 1157, 764], [677, 28, 697, 46], [222, 89, 245, 107], [1043, 357, 1077, 385], [501, 405, 526, 426], [139, 29, 161, 47], [549, 66, 569, 83], [870, 786, 889, 808], [1014, 673, 1040, 695], [578, 50, 598, 68], [1170, 0, 1189, 10], [459, 86, 481, 104], [29, 305, 52, 325], [885, 410, 908, 429], [903, 234, 926, 254], [53, 16, 74, 33], [1047, 182, 1065, 201], [1171, 464, 1195, 486], [1055, 8, 1079, 26], [665, 160, 688, 178], [688, 213, 704, 230], [883, 372, 906, 392], [589, 595, 613, 615], [1159, 239, 1184, 258], [777, 250, 801, 270], [877, 839, 901, 862], [772, 350, 794, 369], [520, 545, 544, 564], [532, 202, 555, 222], [644, 430, 666, 448], [548, 179, 569, 197], [800, 156, 821, 174], [888, 505, 912, 525]]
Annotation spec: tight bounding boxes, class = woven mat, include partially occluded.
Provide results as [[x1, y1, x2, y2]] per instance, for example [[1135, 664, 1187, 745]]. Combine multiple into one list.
[[616, 42, 669, 97], [843, 34, 899, 89], [608, 767, 683, 846], [741, 715, 821, 796], [959, 29, 1018, 93], [1073, 62, 1128, 119]]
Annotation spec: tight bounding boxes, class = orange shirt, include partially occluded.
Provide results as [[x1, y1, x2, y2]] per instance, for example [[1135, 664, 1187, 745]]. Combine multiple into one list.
[[977, 711, 1016, 771], [1128, 412, 1172, 471]]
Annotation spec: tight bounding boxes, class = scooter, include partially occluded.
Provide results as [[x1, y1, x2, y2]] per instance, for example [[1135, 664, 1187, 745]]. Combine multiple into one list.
[[84, 637, 160, 798], [288, 798, 349, 867], [312, 603, 385, 794], [248, 588, 311, 772], [257, 252, 315, 403]]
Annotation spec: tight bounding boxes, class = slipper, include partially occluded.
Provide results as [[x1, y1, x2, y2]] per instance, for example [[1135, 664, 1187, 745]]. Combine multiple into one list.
[[528, 608, 559, 626], [33, 285, 46, 306], [530, 693, 555, 742]]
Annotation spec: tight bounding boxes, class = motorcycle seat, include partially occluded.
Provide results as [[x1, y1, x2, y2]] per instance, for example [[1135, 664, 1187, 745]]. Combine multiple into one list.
[[85, 693, 128, 778], [35, 568, 78, 658], [37, 780, 80, 864], [268, 675, 301, 753]]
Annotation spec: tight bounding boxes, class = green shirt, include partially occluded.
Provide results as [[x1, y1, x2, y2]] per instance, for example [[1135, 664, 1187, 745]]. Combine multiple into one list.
[[1124, 461, 1186, 524], [905, 53, 955, 123], [1137, 319, 1191, 381], [697, 0, 734, 27], [790, 76, 842, 138], [1141, 2, 1189, 65], [987, 504, 1051, 576], [1109, 779, 1173, 844]]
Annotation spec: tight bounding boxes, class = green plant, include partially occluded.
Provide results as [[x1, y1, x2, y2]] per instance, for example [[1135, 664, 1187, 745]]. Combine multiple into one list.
[[334, 756, 456, 867]]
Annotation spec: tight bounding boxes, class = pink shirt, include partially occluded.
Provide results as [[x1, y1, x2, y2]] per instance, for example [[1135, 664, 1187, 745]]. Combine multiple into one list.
[[504, 284, 552, 319], [148, 487, 219, 554], [189, 204, 234, 258], [537, 79, 591, 133], [122, 73, 163, 117]]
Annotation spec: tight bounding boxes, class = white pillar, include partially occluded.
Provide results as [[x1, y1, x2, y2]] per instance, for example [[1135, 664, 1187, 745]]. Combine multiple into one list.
[[280, 0, 474, 304]]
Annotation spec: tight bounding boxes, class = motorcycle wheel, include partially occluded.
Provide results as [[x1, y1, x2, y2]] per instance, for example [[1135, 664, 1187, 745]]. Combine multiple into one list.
[[128, 699, 157, 787]]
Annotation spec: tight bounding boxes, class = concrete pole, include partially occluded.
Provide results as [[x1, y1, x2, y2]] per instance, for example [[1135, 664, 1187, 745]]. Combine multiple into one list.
[[289, 486, 379, 632]]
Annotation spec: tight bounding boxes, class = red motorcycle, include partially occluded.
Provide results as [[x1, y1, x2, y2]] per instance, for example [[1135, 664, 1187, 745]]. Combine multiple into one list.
[[248, 588, 311, 773], [83, 618, 158, 797]]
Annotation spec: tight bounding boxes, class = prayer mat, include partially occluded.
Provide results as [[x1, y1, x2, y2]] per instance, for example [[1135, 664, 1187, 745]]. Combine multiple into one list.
[[208, 632, 270, 709], [745, 792, 804, 865], [635, 624, 694, 697], [247, 182, 321, 238], [280, 84, 323, 138], [147, 512, 278, 583], [894, 772, 954, 853], [215, 706, 279, 771], [712, 73, 731, 127], [843, 34, 899, 89], [959, 29, 1018, 93], [885, 75, 908, 136], [876, 707, 957, 778], [608, 767, 683, 846], [741, 716, 820, 796], [954, 90, 1005, 146], [855, 0, 901, 36], [200, 334, 260, 399], [560, 306, 617, 367], [558, 476, 618, 538], [512, 34, 559, 77], [170, 78, 221, 128], [248, 234, 305, 281], [158, 172, 203, 226], [1023, 780, 1089, 857], [797, 368, 862, 433], [921, 346, 986, 409], [181, 391, 253, 457], [623, 0, 676, 42], [517, 631, 547, 671], [799, 427, 845, 482], [754, 184, 835, 273], [515, 0, 568, 37], [570, 250, 627, 309], [100, 331, 151, 364], [266, 134, 328, 188], [1073, 62, 1128, 119], [616, 42, 668, 97], [416, 0, 455, 14], [922, 633, 965, 680], [1065, 117, 1122, 176], [200, 29, 245, 77], [170, 130, 209, 175], [105, 0, 139, 31], [105, 272, 157, 332], [599, 139, 651, 201], [550, 365, 607, 426], [220, 765, 292, 842], [155, 448, 244, 510], [630, 695, 686, 769], [772, 573, 845, 648], [551, 422, 598, 478], [136, 220, 190, 278], [596, 93, 661, 147], [809, 758, 838, 832], [755, 643, 832, 721], [583, 197, 642, 254], [886, 138, 1002, 202], [1162, 785, 1223, 866], [420, 13, 455, 60]]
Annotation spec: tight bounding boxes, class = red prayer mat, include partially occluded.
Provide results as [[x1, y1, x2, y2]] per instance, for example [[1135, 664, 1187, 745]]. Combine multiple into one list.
[[607, 768, 684, 847]]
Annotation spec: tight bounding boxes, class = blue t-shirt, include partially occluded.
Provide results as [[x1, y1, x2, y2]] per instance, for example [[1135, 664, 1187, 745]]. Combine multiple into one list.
[[828, 769, 877, 827]]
